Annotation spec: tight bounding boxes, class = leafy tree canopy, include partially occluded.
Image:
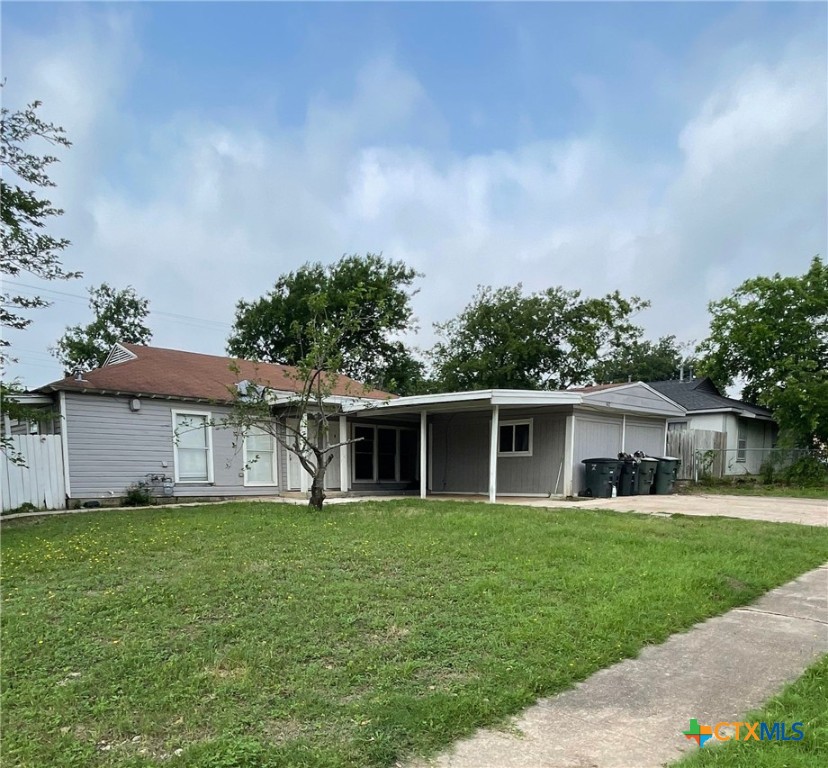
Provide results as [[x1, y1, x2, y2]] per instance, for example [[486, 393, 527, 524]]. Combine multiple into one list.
[[228, 253, 423, 394], [593, 335, 696, 384], [1, 90, 77, 463], [52, 283, 153, 373], [697, 256, 828, 446], [1, 93, 78, 354], [430, 284, 649, 391]]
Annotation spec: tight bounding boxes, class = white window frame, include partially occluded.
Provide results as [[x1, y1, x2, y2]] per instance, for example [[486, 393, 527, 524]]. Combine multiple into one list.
[[736, 422, 747, 463], [351, 423, 418, 483], [172, 409, 214, 484], [498, 418, 533, 457], [243, 427, 278, 487]]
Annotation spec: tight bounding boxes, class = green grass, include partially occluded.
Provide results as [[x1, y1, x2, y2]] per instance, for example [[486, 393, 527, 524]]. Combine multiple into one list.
[[3, 500, 828, 768], [677, 655, 828, 767]]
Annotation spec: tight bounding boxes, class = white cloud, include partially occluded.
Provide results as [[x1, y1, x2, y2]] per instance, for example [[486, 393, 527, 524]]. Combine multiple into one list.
[[3, 9, 825, 388]]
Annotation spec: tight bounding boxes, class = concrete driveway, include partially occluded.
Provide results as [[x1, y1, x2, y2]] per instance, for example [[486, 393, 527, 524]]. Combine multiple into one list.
[[517, 493, 828, 527]]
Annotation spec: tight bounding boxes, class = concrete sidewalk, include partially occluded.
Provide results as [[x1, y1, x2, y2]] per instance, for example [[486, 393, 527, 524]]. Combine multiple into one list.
[[408, 564, 828, 768]]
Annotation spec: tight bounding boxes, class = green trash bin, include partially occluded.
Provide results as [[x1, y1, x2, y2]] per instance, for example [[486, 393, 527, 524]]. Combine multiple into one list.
[[651, 457, 681, 494], [580, 458, 621, 498], [618, 459, 637, 496], [635, 458, 659, 495]]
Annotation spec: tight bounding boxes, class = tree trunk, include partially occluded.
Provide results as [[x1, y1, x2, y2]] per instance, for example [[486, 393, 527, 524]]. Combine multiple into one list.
[[309, 470, 326, 509]]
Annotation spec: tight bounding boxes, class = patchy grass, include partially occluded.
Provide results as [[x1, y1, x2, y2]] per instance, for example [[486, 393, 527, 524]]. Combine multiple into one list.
[[677, 655, 828, 767], [3, 500, 828, 768]]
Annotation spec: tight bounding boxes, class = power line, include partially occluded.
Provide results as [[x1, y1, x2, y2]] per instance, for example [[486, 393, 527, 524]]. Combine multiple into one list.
[[2, 279, 233, 330]]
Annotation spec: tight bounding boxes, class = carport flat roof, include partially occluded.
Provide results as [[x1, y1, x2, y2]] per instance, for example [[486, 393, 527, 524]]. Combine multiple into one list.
[[342, 387, 681, 417]]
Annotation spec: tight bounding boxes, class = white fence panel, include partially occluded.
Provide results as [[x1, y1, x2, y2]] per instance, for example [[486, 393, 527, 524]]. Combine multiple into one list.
[[2, 436, 66, 511]]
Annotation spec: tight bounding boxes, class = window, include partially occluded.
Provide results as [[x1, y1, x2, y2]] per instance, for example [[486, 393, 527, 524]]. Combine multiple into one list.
[[244, 427, 277, 486], [352, 424, 418, 482], [737, 423, 747, 463], [172, 411, 213, 483], [498, 419, 533, 456]]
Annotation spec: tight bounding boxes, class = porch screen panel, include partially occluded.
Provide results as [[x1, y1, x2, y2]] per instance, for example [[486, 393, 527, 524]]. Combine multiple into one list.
[[399, 430, 417, 481], [378, 428, 396, 481], [354, 426, 374, 481]]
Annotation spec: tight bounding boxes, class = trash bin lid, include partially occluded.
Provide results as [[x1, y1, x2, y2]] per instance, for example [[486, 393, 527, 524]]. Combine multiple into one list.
[[582, 457, 620, 464], [656, 456, 681, 461]]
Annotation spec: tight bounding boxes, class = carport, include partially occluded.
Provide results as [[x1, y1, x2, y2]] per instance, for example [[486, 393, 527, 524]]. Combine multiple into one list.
[[341, 383, 684, 500]]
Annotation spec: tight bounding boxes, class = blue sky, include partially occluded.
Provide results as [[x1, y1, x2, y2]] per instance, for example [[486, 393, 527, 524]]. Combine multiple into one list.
[[3, 1, 826, 387]]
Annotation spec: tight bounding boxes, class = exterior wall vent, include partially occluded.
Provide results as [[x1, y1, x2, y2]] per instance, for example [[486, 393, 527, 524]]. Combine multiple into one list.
[[103, 343, 138, 367]]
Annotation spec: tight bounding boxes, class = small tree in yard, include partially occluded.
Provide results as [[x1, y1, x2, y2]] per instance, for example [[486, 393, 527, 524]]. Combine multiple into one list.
[[223, 296, 379, 509]]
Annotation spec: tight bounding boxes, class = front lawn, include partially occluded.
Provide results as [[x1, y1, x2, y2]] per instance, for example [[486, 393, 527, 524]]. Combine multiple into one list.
[[677, 655, 828, 767], [3, 500, 828, 768]]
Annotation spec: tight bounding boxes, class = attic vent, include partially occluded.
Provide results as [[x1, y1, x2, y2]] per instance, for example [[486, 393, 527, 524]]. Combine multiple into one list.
[[103, 343, 138, 367]]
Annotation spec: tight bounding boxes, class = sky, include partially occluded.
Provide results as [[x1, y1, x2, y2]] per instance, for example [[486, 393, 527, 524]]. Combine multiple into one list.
[[2, 1, 826, 389]]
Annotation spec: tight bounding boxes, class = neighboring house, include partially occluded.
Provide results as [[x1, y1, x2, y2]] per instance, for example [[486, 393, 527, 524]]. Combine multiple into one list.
[[20, 343, 686, 505], [647, 377, 777, 475]]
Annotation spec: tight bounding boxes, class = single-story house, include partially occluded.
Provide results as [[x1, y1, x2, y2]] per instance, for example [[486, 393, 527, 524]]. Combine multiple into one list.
[[646, 377, 777, 475], [17, 343, 685, 505]]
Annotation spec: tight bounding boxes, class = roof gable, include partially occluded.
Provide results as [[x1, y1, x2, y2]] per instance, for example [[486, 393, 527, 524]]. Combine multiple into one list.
[[38, 343, 392, 402]]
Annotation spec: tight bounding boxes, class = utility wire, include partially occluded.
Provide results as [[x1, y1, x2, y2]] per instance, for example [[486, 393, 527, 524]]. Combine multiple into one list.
[[2, 279, 233, 330]]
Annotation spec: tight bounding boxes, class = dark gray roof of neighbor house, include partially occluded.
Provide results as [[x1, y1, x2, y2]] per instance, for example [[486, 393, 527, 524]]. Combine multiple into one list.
[[646, 377, 774, 418]]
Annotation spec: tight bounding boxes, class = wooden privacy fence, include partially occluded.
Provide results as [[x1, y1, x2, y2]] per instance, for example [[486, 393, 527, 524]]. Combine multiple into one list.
[[1, 435, 66, 512], [666, 429, 726, 480]]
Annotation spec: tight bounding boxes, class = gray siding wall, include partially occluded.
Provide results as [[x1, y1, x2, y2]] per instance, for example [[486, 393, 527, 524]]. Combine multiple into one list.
[[64, 393, 282, 499], [430, 411, 567, 495], [571, 412, 667, 494], [584, 384, 683, 416], [625, 418, 666, 457]]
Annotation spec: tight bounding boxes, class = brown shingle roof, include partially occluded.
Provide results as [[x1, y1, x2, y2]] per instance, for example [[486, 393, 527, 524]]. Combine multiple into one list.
[[38, 343, 393, 402]]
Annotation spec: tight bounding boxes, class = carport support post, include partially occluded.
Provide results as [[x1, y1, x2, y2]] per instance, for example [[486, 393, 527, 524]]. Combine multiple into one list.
[[339, 415, 349, 492], [419, 410, 427, 499], [489, 405, 499, 503]]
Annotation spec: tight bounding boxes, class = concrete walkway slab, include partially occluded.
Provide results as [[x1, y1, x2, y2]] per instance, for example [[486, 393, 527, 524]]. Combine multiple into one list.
[[408, 564, 828, 768], [520, 493, 828, 527]]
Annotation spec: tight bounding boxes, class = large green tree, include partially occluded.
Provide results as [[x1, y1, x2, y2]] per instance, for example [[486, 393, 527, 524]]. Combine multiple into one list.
[[697, 257, 828, 446], [1, 93, 77, 463], [592, 335, 695, 384], [1, 95, 78, 353], [430, 284, 649, 391], [52, 283, 152, 373], [228, 253, 424, 394]]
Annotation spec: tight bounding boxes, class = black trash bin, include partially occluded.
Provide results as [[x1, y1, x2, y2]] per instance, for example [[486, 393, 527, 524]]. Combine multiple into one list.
[[618, 458, 637, 496], [580, 458, 622, 498], [651, 457, 681, 494], [635, 458, 659, 495]]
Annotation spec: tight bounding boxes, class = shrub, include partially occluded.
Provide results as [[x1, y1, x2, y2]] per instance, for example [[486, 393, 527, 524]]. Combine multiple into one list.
[[122, 481, 154, 507], [781, 455, 828, 488]]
